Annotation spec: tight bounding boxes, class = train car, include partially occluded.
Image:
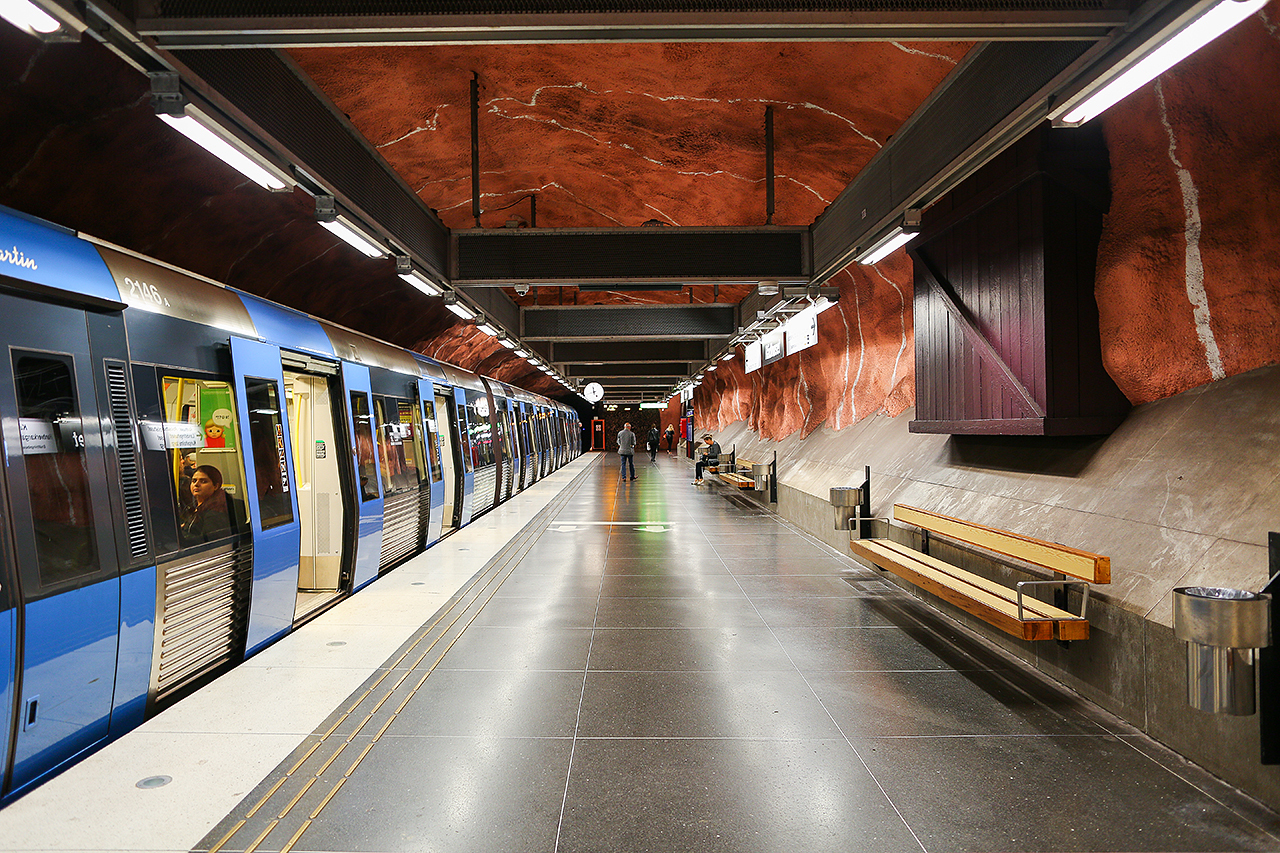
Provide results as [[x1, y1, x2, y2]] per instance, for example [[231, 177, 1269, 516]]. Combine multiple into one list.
[[0, 205, 580, 803]]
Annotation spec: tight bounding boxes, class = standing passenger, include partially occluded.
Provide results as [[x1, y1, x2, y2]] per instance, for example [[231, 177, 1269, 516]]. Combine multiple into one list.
[[617, 422, 636, 480], [647, 425, 660, 462], [664, 424, 675, 453]]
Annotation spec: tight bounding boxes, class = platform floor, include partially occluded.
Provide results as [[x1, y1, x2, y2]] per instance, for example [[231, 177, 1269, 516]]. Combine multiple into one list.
[[2, 450, 1279, 853]]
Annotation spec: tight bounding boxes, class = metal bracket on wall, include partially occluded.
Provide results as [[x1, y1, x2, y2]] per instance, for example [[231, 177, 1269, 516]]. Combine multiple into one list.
[[1260, 531, 1280, 764]]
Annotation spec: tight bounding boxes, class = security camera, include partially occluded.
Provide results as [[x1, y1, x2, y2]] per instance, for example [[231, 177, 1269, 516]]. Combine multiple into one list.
[[514, 283, 530, 295]]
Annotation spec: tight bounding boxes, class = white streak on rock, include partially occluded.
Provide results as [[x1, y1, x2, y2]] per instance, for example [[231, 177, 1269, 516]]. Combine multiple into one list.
[[890, 43, 960, 63], [1156, 80, 1225, 380], [643, 204, 680, 225], [838, 277, 852, 428], [1259, 9, 1278, 37], [848, 269, 866, 422], [873, 265, 909, 389], [377, 107, 448, 147]]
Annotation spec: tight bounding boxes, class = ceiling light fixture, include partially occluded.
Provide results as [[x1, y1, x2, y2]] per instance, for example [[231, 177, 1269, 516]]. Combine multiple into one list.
[[857, 210, 922, 265], [316, 196, 385, 258], [442, 292, 477, 320], [476, 318, 500, 337], [395, 256, 443, 297], [150, 73, 292, 192], [1057, 0, 1267, 126], [0, 0, 58, 33], [498, 336, 517, 349], [721, 352, 736, 361], [514, 348, 529, 358]]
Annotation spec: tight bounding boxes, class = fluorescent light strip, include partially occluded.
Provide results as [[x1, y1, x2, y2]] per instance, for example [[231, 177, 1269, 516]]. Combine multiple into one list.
[[0, 0, 59, 33], [514, 349, 529, 358], [860, 228, 914, 265], [319, 218, 385, 258], [160, 113, 287, 191], [1063, 0, 1267, 125], [445, 301, 476, 320], [477, 322, 499, 337], [498, 337, 517, 349], [720, 351, 735, 361], [398, 269, 442, 297]]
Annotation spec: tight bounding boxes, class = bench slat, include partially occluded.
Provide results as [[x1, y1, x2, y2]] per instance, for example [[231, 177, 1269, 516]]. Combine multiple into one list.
[[850, 539, 1088, 641], [871, 539, 1089, 640], [894, 505, 1109, 584]]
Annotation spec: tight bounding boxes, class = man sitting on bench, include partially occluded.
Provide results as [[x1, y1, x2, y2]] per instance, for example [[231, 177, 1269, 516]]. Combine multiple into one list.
[[692, 433, 721, 485]]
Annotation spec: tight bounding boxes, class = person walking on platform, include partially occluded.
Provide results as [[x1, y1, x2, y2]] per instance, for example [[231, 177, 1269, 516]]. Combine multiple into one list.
[[647, 425, 660, 462], [692, 433, 721, 485], [617, 422, 637, 480], [664, 424, 675, 453]]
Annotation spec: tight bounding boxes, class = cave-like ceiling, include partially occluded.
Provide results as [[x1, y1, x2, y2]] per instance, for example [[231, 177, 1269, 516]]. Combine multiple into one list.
[[2, 0, 1189, 404]]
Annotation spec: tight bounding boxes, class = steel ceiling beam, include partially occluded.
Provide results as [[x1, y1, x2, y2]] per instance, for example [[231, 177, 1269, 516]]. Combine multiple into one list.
[[137, 9, 1129, 49], [522, 304, 736, 341], [550, 341, 710, 363], [568, 363, 691, 377]]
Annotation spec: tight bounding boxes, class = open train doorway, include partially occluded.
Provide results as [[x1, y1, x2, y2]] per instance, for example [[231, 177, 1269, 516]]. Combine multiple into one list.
[[283, 368, 352, 621], [433, 391, 461, 534]]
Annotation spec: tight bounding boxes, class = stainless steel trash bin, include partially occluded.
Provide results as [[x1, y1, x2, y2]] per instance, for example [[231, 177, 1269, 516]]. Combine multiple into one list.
[[1173, 586, 1272, 715], [751, 462, 770, 491], [830, 487, 863, 530]]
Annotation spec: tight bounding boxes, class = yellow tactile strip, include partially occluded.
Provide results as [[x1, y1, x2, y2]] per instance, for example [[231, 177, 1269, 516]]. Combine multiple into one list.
[[195, 462, 597, 853]]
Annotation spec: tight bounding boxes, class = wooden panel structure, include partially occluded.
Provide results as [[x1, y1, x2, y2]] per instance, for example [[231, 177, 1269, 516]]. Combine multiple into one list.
[[894, 505, 1110, 583], [910, 122, 1130, 436]]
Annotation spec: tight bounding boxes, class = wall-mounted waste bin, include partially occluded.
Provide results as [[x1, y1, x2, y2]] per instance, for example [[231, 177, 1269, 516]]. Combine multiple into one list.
[[830, 487, 863, 530], [1173, 586, 1272, 715], [751, 462, 770, 491]]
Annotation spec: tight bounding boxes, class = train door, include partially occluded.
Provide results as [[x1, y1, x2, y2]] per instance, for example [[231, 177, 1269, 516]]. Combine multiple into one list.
[[0, 296, 121, 795], [230, 337, 302, 653], [453, 387, 476, 526], [341, 363, 382, 591], [433, 391, 460, 533], [372, 393, 425, 571], [418, 381, 444, 546], [0, 494, 15, 795], [282, 365, 352, 622]]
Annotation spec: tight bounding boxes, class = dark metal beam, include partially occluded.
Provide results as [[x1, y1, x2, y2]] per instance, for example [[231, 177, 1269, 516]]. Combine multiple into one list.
[[568, 363, 690, 377], [454, 228, 808, 285], [550, 341, 710, 363], [137, 10, 1129, 49], [522, 304, 736, 341]]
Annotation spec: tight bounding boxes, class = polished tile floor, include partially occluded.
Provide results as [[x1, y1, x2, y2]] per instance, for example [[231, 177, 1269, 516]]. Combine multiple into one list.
[[4, 451, 1280, 853]]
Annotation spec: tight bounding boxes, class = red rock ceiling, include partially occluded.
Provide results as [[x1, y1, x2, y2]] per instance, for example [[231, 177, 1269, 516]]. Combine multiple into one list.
[[3, 14, 1279, 437]]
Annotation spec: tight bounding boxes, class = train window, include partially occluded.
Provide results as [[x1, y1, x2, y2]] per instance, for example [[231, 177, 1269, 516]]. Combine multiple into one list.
[[373, 397, 421, 494], [160, 374, 250, 548], [244, 378, 294, 530], [421, 398, 443, 483], [463, 390, 494, 468], [11, 351, 101, 587], [350, 392, 380, 501]]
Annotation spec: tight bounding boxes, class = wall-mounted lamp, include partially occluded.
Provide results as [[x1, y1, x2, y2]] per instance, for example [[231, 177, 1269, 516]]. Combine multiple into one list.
[[395, 256, 443, 297], [151, 72, 293, 192], [1055, 0, 1267, 126], [857, 210, 922, 265], [316, 196, 385, 258], [442, 292, 477, 320], [0, 0, 59, 34]]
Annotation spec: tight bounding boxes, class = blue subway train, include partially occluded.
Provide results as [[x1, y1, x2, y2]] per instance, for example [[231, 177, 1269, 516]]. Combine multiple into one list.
[[0, 205, 581, 803]]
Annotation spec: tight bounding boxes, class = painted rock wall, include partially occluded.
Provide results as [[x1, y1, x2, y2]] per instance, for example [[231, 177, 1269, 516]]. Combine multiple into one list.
[[696, 4, 1280, 433], [1096, 5, 1280, 405]]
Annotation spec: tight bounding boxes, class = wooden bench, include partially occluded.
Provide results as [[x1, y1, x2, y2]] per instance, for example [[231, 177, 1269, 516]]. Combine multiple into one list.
[[849, 504, 1109, 641], [717, 456, 760, 489]]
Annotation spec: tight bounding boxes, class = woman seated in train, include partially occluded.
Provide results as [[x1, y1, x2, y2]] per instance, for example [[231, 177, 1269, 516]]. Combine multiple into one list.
[[181, 464, 236, 544]]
